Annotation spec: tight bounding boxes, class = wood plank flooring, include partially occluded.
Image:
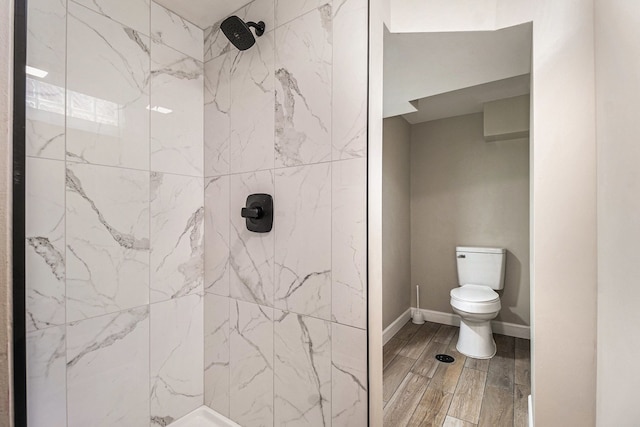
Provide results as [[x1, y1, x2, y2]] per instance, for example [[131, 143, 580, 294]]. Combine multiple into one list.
[[383, 320, 531, 427]]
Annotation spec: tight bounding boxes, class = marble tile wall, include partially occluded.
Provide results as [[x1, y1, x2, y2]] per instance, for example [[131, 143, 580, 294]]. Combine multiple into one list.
[[26, 0, 368, 425], [25, 0, 204, 426], [203, 0, 369, 426]]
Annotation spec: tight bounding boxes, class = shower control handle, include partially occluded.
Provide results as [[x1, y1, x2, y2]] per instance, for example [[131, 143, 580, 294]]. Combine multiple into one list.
[[241, 194, 273, 233], [241, 206, 263, 219]]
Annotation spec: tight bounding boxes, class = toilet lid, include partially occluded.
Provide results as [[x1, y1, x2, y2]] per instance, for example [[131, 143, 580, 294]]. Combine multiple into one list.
[[450, 284, 499, 303]]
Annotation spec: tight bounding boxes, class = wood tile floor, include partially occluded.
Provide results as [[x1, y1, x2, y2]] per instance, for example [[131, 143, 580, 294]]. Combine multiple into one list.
[[383, 320, 531, 427]]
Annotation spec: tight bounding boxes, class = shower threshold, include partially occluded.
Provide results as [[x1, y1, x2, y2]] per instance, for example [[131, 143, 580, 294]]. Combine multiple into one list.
[[169, 406, 241, 427]]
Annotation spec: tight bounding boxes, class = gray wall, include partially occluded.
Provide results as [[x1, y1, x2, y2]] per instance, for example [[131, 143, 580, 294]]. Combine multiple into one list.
[[382, 117, 412, 329], [410, 113, 530, 325]]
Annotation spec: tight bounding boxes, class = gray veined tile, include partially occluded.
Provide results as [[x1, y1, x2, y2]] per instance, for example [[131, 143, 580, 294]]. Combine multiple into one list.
[[72, 0, 150, 35], [66, 3, 150, 170], [275, 0, 331, 28], [150, 294, 204, 425], [26, 326, 67, 427], [151, 1, 204, 61], [205, 176, 230, 296], [204, 54, 231, 177], [230, 170, 275, 307], [204, 294, 230, 417], [332, 0, 367, 160], [150, 40, 204, 177], [230, 299, 274, 427], [204, 21, 232, 63], [26, 0, 66, 160], [332, 323, 368, 427], [25, 158, 65, 331], [274, 311, 331, 427], [275, 163, 331, 320], [332, 158, 367, 329], [275, 5, 332, 167], [67, 307, 150, 427], [65, 163, 150, 322], [150, 172, 204, 303], [229, 31, 275, 174]]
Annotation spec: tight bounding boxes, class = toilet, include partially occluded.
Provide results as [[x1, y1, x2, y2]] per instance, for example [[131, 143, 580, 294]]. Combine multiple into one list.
[[450, 246, 506, 359]]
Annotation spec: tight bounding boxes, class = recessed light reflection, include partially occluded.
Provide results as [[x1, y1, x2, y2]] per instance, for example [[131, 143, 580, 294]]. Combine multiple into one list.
[[146, 105, 173, 114], [26, 65, 48, 78]]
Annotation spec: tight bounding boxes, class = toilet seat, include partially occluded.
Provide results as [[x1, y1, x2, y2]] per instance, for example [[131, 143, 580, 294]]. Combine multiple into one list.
[[450, 284, 501, 314]]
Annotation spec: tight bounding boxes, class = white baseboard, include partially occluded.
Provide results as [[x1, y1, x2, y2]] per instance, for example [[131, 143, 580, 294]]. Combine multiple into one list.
[[382, 309, 412, 345], [382, 307, 530, 344], [411, 307, 531, 340]]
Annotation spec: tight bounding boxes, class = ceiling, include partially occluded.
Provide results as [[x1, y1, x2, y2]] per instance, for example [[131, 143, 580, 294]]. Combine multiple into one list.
[[401, 74, 530, 125], [154, 0, 251, 28], [384, 23, 532, 120]]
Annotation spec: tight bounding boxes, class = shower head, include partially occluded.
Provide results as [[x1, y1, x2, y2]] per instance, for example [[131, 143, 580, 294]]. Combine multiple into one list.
[[220, 16, 265, 51]]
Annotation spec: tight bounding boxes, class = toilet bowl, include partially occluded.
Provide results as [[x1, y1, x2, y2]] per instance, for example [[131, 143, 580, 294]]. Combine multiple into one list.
[[450, 284, 501, 359], [451, 247, 506, 359]]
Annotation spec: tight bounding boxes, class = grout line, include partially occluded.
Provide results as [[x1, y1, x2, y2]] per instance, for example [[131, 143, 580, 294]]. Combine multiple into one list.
[[64, 0, 70, 424], [148, 0, 153, 420]]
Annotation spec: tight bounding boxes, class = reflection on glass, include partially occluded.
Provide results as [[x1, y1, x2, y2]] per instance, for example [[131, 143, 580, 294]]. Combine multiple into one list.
[[26, 77, 120, 127]]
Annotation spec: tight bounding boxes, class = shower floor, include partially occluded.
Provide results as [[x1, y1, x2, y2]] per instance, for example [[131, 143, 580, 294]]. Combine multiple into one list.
[[170, 406, 241, 427]]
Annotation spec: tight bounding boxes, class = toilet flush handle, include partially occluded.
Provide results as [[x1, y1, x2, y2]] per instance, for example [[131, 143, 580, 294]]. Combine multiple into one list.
[[457, 254, 466, 258]]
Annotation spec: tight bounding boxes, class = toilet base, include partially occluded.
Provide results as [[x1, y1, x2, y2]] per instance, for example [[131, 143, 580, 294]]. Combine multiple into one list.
[[456, 318, 496, 359]]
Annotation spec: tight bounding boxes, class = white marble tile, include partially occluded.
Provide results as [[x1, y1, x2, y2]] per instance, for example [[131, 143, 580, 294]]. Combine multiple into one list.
[[204, 0, 275, 63], [26, 118, 65, 161], [230, 32, 275, 173], [151, 1, 204, 61], [26, 0, 66, 160], [274, 163, 331, 319], [274, 311, 331, 427], [205, 176, 230, 296], [275, 5, 332, 167], [150, 172, 204, 302], [230, 171, 275, 306], [331, 323, 367, 427], [239, 0, 276, 36], [204, 293, 230, 416], [72, 0, 150, 35], [67, 307, 150, 427], [332, 159, 367, 329], [230, 299, 274, 427], [66, 163, 149, 322], [26, 326, 67, 427], [204, 54, 231, 177], [332, 0, 367, 160], [275, 0, 329, 28], [204, 22, 232, 63], [66, 3, 150, 170], [150, 40, 204, 177], [150, 294, 204, 425], [26, 158, 65, 331]]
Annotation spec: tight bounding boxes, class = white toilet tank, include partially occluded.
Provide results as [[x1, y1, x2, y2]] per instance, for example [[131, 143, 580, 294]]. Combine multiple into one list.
[[456, 246, 506, 290]]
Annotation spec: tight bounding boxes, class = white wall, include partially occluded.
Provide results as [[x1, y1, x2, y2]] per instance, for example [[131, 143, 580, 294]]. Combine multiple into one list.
[[410, 113, 530, 325], [382, 117, 412, 329], [374, 1, 599, 425], [0, 0, 13, 423], [595, 1, 640, 424]]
